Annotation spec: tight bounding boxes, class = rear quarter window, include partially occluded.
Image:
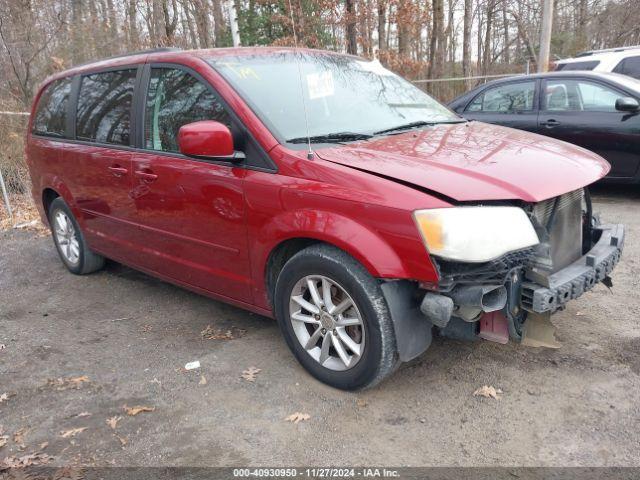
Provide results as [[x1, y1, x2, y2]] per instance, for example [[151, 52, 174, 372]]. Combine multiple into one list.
[[32, 78, 72, 137], [613, 56, 640, 79], [76, 69, 137, 145]]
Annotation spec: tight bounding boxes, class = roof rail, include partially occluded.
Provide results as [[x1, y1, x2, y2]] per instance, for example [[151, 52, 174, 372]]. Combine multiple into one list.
[[73, 47, 182, 68], [576, 45, 640, 57]]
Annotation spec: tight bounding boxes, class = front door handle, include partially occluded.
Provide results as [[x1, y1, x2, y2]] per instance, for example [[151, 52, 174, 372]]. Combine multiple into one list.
[[107, 165, 128, 177], [135, 170, 158, 182], [540, 119, 560, 128]]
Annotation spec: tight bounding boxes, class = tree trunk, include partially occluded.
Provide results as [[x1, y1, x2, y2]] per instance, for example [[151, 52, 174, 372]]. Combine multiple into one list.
[[128, 0, 139, 49], [462, 0, 472, 79], [502, 1, 510, 63], [345, 0, 358, 54], [376, 0, 386, 52], [212, 0, 227, 47], [482, 0, 495, 75], [428, 0, 444, 78], [397, 0, 410, 57]]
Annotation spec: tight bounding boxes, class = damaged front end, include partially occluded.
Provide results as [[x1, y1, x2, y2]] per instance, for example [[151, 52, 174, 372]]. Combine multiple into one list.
[[382, 188, 625, 362]]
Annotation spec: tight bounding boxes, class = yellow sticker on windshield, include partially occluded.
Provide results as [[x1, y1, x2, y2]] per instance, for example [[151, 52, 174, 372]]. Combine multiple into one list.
[[306, 71, 334, 99]]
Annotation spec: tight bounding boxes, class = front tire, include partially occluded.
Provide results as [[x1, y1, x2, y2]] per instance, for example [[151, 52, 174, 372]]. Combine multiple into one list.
[[49, 197, 105, 275], [274, 244, 398, 390]]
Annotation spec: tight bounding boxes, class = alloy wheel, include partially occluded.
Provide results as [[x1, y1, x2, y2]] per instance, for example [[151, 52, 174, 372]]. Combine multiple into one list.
[[288, 275, 365, 371], [54, 210, 80, 266]]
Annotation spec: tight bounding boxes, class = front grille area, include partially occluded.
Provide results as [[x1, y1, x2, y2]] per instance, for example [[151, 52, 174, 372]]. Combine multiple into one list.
[[528, 189, 584, 273], [435, 247, 536, 291]]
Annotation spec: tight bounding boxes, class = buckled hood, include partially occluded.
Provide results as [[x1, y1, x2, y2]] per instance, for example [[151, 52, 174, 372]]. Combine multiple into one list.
[[315, 121, 610, 203]]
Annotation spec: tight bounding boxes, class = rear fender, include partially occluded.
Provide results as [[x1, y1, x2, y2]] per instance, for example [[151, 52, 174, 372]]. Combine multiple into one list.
[[37, 175, 82, 227]]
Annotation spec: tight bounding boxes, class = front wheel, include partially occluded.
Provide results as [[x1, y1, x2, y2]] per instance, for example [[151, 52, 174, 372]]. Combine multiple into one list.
[[274, 244, 398, 390]]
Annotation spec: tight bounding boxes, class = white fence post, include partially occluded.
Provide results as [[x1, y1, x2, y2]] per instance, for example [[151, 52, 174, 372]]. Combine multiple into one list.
[[0, 168, 13, 221]]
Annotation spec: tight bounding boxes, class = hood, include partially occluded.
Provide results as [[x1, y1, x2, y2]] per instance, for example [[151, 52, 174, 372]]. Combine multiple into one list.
[[315, 122, 610, 203]]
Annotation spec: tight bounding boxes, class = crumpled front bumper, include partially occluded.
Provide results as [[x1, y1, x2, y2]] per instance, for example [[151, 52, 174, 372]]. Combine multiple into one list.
[[521, 224, 625, 314]]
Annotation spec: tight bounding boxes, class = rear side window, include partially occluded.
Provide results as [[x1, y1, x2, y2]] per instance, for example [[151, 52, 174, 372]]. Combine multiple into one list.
[[144, 67, 231, 153], [613, 56, 640, 79], [544, 79, 622, 112], [555, 61, 600, 71], [76, 69, 137, 145], [466, 81, 536, 113], [32, 78, 72, 137]]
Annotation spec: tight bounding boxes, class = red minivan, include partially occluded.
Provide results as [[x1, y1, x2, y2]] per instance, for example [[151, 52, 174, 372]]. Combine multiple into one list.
[[26, 47, 624, 389]]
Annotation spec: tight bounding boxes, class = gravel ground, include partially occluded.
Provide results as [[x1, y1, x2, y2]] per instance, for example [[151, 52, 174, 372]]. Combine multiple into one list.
[[1, 185, 639, 468]]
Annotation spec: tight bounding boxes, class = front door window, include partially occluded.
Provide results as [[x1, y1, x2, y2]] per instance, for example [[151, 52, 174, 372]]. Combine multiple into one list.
[[144, 68, 231, 153]]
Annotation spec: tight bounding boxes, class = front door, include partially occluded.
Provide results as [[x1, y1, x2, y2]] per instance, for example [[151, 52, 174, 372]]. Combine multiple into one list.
[[129, 65, 251, 303], [461, 79, 539, 132], [537, 78, 640, 179]]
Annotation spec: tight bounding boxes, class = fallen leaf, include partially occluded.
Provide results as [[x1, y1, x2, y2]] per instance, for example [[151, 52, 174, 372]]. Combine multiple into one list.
[[39, 441, 48, 450], [123, 405, 155, 416], [74, 411, 91, 418], [52, 467, 85, 480], [0, 392, 14, 404], [199, 375, 207, 385], [116, 435, 128, 447], [473, 385, 503, 400], [200, 325, 246, 340], [241, 366, 261, 382], [0, 452, 53, 469], [60, 427, 87, 438], [106, 416, 121, 430], [285, 412, 310, 424], [356, 398, 368, 408], [13, 428, 27, 449], [46, 376, 90, 390]]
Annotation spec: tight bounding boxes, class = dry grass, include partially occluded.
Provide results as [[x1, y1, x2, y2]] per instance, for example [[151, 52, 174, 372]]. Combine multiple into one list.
[[0, 193, 48, 234]]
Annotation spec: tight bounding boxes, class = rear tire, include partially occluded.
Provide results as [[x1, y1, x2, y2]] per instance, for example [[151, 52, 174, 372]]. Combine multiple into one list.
[[49, 197, 105, 275], [274, 244, 398, 390]]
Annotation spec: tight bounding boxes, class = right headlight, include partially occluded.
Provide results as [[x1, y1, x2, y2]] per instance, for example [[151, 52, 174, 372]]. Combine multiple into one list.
[[413, 206, 539, 263]]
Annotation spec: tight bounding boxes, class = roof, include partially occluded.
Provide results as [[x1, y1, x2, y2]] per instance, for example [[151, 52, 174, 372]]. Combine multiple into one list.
[[556, 46, 640, 64], [40, 46, 358, 87]]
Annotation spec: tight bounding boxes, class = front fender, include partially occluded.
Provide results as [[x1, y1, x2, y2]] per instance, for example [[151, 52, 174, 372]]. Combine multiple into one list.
[[251, 207, 432, 311]]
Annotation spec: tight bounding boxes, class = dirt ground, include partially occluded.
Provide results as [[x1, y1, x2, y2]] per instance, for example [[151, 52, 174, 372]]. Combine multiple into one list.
[[1, 185, 639, 468]]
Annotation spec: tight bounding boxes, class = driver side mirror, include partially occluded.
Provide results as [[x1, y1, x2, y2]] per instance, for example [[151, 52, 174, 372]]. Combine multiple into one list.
[[615, 97, 639, 112], [178, 120, 244, 161]]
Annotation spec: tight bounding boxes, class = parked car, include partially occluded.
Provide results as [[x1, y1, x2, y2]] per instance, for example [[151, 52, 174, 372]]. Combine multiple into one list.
[[27, 48, 624, 390], [449, 71, 640, 183], [553, 45, 640, 79]]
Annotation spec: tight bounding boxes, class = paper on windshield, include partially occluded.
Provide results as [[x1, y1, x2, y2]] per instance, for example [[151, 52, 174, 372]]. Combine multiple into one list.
[[355, 59, 394, 76], [306, 71, 334, 99]]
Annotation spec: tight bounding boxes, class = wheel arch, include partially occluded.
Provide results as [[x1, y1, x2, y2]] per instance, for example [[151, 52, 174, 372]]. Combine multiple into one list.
[[257, 210, 413, 311]]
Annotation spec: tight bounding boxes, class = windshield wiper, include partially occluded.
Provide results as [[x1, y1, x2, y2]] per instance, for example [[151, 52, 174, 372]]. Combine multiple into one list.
[[374, 119, 466, 135], [286, 132, 373, 144]]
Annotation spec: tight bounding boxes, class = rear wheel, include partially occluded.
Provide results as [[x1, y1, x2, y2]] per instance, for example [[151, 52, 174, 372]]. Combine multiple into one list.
[[49, 197, 105, 275], [274, 244, 398, 390]]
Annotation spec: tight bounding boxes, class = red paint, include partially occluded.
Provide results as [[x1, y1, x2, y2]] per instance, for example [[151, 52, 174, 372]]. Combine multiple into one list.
[[25, 48, 611, 317], [478, 311, 510, 344], [178, 120, 234, 158]]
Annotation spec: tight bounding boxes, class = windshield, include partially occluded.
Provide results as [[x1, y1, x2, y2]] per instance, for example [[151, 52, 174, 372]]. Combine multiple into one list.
[[207, 52, 460, 142]]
